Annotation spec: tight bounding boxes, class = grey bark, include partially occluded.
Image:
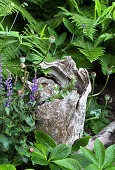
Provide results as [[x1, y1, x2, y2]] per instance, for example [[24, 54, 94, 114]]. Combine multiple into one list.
[[86, 121, 115, 151], [25, 56, 91, 145]]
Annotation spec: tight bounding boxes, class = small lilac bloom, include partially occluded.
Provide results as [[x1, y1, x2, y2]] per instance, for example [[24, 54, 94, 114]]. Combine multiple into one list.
[[29, 72, 38, 106], [0, 63, 3, 88], [5, 75, 13, 108], [82, 24, 86, 28]]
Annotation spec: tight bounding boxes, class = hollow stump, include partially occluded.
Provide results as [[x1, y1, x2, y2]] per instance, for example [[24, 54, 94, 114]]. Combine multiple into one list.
[[26, 56, 91, 145]]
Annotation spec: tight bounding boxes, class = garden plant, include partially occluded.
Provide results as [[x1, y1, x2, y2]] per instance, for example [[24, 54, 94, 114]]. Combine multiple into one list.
[[0, 0, 115, 169]]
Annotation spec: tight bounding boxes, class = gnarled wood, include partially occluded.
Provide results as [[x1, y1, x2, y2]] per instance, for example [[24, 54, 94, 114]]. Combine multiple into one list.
[[25, 56, 91, 145]]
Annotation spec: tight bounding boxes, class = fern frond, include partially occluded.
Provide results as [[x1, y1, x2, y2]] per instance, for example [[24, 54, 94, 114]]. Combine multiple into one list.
[[0, 0, 17, 17], [95, 33, 115, 46], [91, 119, 109, 134], [99, 53, 115, 75], [73, 40, 105, 63], [60, 7, 96, 40]]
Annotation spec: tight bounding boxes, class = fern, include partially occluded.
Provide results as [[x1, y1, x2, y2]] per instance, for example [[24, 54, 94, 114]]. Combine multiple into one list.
[[99, 53, 115, 75], [0, 0, 17, 17], [91, 118, 110, 134], [95, 33, 115, 46], [73, 39, 105, 63]]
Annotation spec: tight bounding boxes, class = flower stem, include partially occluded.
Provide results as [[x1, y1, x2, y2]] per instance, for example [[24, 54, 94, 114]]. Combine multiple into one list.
[[87, 78, 95, 111], [92, 75, 110, 97]]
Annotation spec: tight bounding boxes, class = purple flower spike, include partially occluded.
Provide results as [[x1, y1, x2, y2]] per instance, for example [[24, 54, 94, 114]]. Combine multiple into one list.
[[82, 24, 86, 28], [5, 73, 13, 108], [29, 71, 38, 106], [0, 58, 3, 89]]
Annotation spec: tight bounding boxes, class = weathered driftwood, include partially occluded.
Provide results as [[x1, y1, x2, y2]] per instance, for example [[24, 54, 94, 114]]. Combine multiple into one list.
[[86, 121, 115, 151], [25, 56, 91, 145]]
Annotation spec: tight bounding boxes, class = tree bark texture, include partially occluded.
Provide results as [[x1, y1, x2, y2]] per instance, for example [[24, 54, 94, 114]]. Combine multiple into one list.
[[25, 56, 91, 145]]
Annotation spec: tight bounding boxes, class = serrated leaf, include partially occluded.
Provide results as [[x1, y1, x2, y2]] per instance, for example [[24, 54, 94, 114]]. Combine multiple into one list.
[[35, 130, 56, 151], [80, 147, 98, 166], [63, 18, 74, 33], [53, 158, 82, 170], [94, 139, 105, 168], [48, 144, 71, 161], [34, 143, 48, 158], [102, 144, 115, 169], [72, 136, 90, 152]]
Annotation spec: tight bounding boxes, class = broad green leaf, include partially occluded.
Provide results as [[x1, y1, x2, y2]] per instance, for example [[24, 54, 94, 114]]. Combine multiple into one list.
[[63, 18, 74, 33], [95, 0, 101, 16], [5, 107, 10, 115], [34, 143, 48, 158], [0, 135, 12, 150], [35, 130, 56, 151], [31, 146, 48, 165], [84, 163, 100, 170], [113, 10, 115, 20], [72, 136, 90, 152], [53, 158, 82, 170], [68, 154, 92, 168], [80, 147, 98, 166], [40, 24, 47, 38], [0, 164, 16, 170], [105, 165, 115, 170], [25, 116, 35, 127], [48, 144, 71, 161], [102, 144, 115, 169], [56, 32, 67, 46], [49, 163, 62, 170], [31, 154, 48, 165], [48, 27, 58, 41], [94, 139, 105, 168]]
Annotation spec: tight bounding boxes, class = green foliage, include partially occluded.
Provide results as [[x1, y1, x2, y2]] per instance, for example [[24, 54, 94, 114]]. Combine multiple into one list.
[[0, 164, 16, 170], [85, 97, 110, 134], [81, 139, 115, 170], [23, 130, 92, 169]]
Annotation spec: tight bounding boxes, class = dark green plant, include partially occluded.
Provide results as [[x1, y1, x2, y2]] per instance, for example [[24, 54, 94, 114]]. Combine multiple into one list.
[[22, 130, 91, 170], [81, 138, 115, 170]]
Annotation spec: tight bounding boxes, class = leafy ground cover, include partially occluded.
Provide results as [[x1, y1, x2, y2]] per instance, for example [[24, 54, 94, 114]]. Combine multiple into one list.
[[0, 0, 115, 169]]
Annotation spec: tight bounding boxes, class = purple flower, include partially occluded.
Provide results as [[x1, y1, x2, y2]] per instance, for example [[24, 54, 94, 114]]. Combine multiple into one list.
[[0, 63, 3, 88], [5, 74, 13, 108], [82, 24, 86, 28], [29, 72, 38, 106]]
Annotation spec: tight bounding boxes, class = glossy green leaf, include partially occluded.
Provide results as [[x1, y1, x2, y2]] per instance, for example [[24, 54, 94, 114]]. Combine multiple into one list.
[[63, 18, 74, 33], [95, 0, 101, 16], [94, 139, 105, 168], [84, 163, 100, 170], [48, 144, 71, 161], [40, 24, 47, 38], [48, 27, 58, 41], [53, 158, 82, 170], [34, 143, 48, 158], [68, 154, 92, 168], [56, 32, 67, 46], [25, 116, 35, 127], [49, 163, 62, 170], [0, 164, 16, 170], [35, 130, 56, 151], [102, 144, 115, 169], [72, 136, 90, 152], [80, 147, 98, 166]]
